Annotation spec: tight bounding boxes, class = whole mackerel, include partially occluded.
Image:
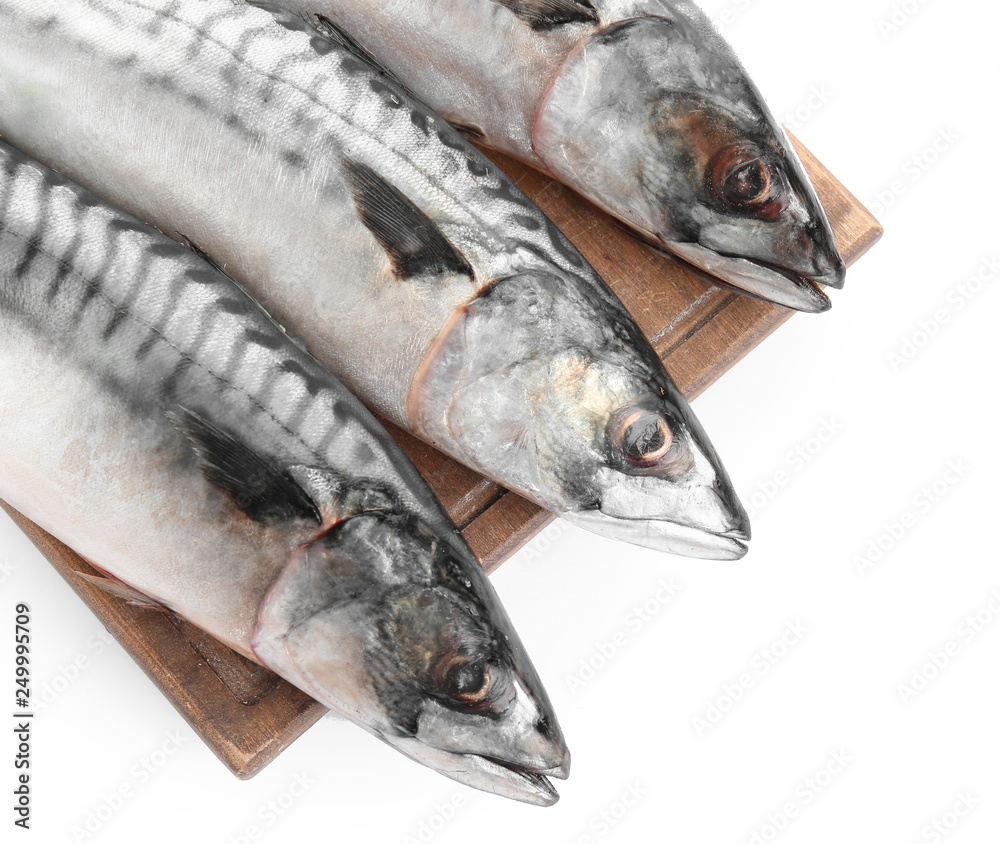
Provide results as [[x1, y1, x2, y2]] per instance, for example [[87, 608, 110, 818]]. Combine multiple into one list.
[[280, 0, 846, 312], [0, 140, 569, 805], [0, 0, 750, 559]]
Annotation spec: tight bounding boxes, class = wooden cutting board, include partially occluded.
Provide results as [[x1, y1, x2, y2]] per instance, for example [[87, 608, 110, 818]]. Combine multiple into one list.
[[1, 136, 882, 778]]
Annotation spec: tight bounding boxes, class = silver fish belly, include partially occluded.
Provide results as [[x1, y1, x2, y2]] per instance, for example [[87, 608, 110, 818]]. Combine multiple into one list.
[[0, 140, 569, 805], [0, 0, 749, 559], [279, 0, 845, 312]]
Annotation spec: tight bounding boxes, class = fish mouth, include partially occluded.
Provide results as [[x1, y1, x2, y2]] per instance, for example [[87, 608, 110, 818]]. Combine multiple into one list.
[[664, 241, 834, 313], [480, 753, 570, 801], [476, 757, 560, 806], [563, 509, 748, 560], [404, 745, 568, 806], [383, 718, 571, 805]]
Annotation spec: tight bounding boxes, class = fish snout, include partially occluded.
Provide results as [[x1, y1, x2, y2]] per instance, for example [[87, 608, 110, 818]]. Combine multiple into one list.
[[811, 248, 847, 289], [714, 485, 751, 542], [535, 747, 571, 781], [506, 682, 571, 776], [520, 720, 571, 780], [794, 217, 846, 289]]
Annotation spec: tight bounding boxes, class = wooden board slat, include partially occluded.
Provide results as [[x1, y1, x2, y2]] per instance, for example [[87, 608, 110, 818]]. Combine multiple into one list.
[[2, 138, 882, 777]]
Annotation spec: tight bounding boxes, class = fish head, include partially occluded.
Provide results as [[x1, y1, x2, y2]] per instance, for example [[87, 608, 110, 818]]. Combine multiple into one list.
[[253, 511, 568, 805], [554, 366, 751, 560], [532, 9, 844, 311], [408, 269, 749, 560]]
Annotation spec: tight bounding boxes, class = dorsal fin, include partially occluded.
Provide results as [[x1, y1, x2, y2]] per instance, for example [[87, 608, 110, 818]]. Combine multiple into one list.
[[178, 235, 238, 283], [342, 159, 474, 281], [177, 236, 262, 306], [312, 14, 416, 97], [244, 1, 412, 92], [451, 122, 487, 143], [244, 0, 318, 37], [170, 408, 322, 524], [493, 0, 598, 30]]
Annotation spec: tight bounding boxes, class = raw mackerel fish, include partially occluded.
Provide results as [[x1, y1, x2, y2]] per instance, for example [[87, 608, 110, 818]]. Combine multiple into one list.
[[0, 0, 750, 559], [0, 140, 569, 805], [280, 0, 845, 312]]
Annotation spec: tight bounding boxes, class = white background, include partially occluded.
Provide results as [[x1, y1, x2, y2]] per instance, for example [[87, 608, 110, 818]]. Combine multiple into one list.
[[3, 0, 998, 841]]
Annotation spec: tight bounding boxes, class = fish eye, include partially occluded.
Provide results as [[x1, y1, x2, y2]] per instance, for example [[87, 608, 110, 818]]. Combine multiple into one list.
[[725, 159, 770, 205], [433, 654, 492, 705], [709, 145, 783, 216], [610, 407, 674, 468]]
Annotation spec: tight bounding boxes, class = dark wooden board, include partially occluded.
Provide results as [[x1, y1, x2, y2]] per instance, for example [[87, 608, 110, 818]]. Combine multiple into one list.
[[2, 137, 882, 778]]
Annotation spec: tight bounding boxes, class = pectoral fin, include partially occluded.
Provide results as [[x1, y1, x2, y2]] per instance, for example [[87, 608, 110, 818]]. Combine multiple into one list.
[[169, 408, 322, 525], [493, 0, 598, 30], [342, 159, 473, 281]]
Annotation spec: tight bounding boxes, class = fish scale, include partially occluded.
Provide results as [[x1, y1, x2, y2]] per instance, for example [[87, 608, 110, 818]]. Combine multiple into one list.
[[2, 0, 593, 282], [278, 0, 846, 311], [0, 140, 569, 804], [1, 0, 505, 418], [0, 0, 751, 559], [0, 143, 427, 523]]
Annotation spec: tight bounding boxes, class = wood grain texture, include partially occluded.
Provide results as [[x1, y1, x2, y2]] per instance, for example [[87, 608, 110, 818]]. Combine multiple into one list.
[[2, 139, 882, 778]]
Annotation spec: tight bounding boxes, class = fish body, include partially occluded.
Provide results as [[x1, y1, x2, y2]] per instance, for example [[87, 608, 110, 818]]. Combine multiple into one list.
[[0, 0, 749, 558], [0, 140, 568, 804], [278, 0, 845, 312]]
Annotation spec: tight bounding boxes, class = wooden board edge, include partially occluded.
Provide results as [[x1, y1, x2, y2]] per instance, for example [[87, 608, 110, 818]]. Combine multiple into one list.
[[462, 493, 555, 575], [789, 130, 885, 253]]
